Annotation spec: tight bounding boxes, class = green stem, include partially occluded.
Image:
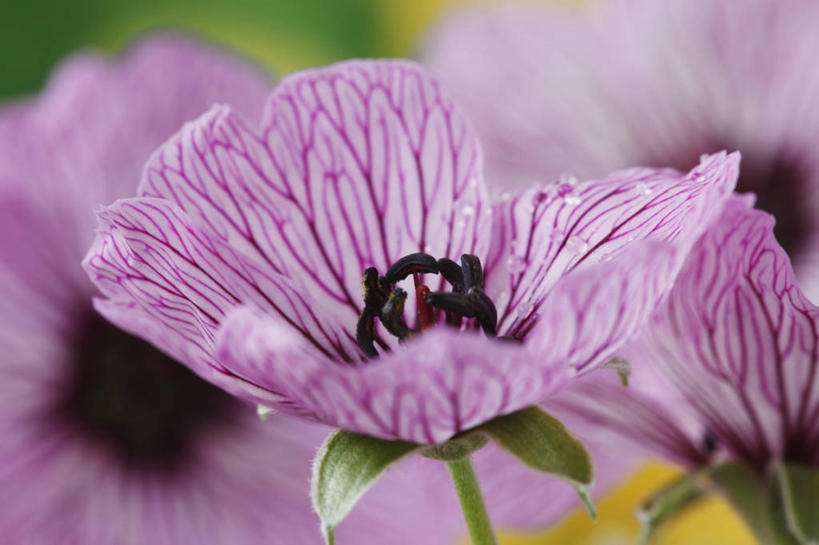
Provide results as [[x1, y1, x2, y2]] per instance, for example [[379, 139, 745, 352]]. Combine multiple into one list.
[[447, 455, 498, 545]]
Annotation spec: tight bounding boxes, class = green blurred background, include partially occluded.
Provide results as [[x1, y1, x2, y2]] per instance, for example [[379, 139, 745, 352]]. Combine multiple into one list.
[[0, 0, 756, 543]]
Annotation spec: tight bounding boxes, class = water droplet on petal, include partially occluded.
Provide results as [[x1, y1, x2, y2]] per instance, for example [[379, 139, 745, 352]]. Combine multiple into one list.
[[424, 244, 433, 253], [516, 300, 533, 318], [564, 194, 581, 206], [506, 255, 527, 274], [635, 182, 652, 195], [559, 174, 579, 186], [549, 229, 565, 242], [257, 405, 276, 420], [566, 235, 588, 254], [461, 204, 475, 217]]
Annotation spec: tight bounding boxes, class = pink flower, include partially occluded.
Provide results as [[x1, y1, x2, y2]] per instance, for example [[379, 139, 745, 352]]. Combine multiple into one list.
[[422, 0, 819, 298], [552, 194, 819, 471], [84, 58, 738, 447], [0, 35, 475, 544]]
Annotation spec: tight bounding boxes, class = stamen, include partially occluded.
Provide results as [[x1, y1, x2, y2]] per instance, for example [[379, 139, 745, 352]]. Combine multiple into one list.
[[416, 285, 436, 329], [356, 253, 499, 357], [381, 288, 414, 339], [385, 253, 439, 283], [356, 267, 390, 357], [460, 254, 484, 290], [426, 288, 498, 337], [437, 258, 464, 293]]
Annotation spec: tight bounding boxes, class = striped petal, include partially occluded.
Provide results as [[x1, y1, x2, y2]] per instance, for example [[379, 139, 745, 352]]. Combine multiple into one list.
[[638, 195, 819, 464], [485, 152, 739, 336], [215, 306, 572, 444], [136, 60, 489, 328]]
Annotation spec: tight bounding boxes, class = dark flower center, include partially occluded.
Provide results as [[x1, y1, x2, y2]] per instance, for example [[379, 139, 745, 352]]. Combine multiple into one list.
[[57, 310, 239, 471], [647, 147, 811, 257], [357, 253, 499, 358]]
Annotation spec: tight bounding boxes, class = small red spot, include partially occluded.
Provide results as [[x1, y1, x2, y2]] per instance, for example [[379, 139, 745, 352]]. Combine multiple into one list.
[[416, 285, 436, 330]]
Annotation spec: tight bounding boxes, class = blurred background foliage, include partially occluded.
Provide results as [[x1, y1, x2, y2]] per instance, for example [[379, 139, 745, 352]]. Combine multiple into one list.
[[0, 0, 756, 543]]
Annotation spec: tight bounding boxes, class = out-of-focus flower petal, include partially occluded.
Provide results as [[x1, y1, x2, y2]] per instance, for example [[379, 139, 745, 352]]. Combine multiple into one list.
[[136, 60, 490, 327], [485, 152, 739, 335], [0, 34, 271, 256], [639, 195, 819, 464], [544, 363, 709, 468]]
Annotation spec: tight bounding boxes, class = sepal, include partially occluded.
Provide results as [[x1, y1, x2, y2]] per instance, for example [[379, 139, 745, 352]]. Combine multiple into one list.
[[311, 430, 419, 544], [477, 406, 596, 518], [773, 461, 819, 544], [636, 471, 706, 544], [709, 462, 801, 545]]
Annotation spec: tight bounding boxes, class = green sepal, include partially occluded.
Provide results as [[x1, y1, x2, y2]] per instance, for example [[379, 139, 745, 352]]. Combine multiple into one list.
[[421, 432, 489, 461], [477, 406, 596, 519], [773, 461, 819, 544], [709, 461, 801, 545], [636, 471, 706, 544], [311, 430, 419, 544]]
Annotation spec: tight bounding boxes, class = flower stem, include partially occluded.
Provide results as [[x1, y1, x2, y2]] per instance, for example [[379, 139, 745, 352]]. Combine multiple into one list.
[[446, 455, 498, 545]]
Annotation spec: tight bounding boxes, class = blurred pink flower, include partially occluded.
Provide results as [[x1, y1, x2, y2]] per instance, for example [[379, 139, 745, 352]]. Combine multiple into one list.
[[550, 194, 819, 472], [423, 0, 819, 298], [83, 58, 736, 448], [0, 35, 470, 544]]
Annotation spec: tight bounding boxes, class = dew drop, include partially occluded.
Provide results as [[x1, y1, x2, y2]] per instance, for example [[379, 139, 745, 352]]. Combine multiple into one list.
[[461, 204, 476, 217], [564, 194, 582, 206], [635, 182, 652, 195], [257, 405, 276, 420], [423, 244, 433, 254], [566, 235, 588, 254], [516, 300, 533, 318], [559, 174, 579, 186], [506, 255, 527, 274], [549, 229, 565, 242]]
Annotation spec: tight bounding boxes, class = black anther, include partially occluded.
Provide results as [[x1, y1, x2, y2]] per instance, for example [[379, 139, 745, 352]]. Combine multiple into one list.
[[384, 253, 439, 284], [436, 258, 464, 293], [467, 288, 497, 337], [356, 311, 379, 358], [380, 288, 413, 339], [425, 287, 497, 337], [357, 268, 390, 357], [460, 254, 484, 290]]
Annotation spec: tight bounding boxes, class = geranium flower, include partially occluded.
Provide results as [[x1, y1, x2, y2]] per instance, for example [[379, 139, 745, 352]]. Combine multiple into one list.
[[422, 0, 819, 298], [557, 194, 819, 466], [0, 36, 482, 544], [549, 195, 819, 542], [84, 58, 738, 447]]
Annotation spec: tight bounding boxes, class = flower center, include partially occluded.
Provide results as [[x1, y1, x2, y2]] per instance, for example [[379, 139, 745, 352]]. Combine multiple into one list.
[[356, 253, 498, 358], [57, 310, 239, 470]]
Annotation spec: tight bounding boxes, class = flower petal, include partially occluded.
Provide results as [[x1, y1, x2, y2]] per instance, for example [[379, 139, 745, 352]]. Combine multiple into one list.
[[524, 239, 679, 375], [137, 60, 490, 326], [83, 197, 363, 403], [485, 152, 739, 335], [215, 306, 572, 444], [0, 34, 271, 255], [544, 361, 709, 468], [637, 195, 819, 464]]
